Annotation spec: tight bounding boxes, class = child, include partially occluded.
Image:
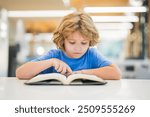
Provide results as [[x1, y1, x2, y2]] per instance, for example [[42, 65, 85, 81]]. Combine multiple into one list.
[[16, 12, 121, 80]]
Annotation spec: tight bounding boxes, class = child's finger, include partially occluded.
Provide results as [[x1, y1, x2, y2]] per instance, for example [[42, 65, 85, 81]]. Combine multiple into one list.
[[54, 62, 59, 70], [61, 67, 67, 75], [57, 64, 63, 72], [66, 66, 73, 74]]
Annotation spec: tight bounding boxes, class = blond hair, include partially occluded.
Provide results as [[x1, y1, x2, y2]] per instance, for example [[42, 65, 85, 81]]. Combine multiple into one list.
[[53, 12, 99, 51]]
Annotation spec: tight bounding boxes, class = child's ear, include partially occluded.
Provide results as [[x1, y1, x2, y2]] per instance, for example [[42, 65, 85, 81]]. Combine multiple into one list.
[[89, 41, 92, 46], [59, 39, 64, 49]]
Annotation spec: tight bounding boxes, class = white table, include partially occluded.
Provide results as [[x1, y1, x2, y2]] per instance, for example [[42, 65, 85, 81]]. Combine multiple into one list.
[[0, 78, 150, 100]]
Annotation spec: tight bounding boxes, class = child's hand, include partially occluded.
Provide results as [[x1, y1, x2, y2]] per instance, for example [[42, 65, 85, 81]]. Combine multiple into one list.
[[50, 58, 72, 75]]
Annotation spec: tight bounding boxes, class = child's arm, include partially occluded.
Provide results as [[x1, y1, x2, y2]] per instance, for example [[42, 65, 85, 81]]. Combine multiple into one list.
[[74, 64, 121, 80], [16, 58, 72, 80]]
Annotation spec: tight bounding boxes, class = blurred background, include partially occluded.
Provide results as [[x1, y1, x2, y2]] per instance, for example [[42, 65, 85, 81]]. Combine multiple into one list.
[[0, 0, 150, 79]]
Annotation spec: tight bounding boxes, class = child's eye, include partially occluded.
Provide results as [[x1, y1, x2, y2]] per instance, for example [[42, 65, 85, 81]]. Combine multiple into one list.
[[69, 42, 75, 44], [81, 42, 88, 45]]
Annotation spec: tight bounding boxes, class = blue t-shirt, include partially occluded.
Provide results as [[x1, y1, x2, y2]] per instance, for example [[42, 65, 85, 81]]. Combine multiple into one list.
[[32, 48, 112, 74]]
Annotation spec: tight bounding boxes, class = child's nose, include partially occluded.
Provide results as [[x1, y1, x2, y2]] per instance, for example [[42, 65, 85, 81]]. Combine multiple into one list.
[[75, 44, 82, 51]]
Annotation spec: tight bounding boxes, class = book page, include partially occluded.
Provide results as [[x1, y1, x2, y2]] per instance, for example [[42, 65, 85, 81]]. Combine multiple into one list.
[[65, 74, 105, 85], [25, 73, 66, 84]]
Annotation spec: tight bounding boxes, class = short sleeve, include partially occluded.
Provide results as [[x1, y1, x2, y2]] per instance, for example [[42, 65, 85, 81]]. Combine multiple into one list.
[[31, 49, 60, 62], [89, 48, 112, 68], [31, 49, 60, 74]]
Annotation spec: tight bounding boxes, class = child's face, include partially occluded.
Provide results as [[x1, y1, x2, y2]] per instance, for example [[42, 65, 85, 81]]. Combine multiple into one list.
[[64, 31, 90, 58]]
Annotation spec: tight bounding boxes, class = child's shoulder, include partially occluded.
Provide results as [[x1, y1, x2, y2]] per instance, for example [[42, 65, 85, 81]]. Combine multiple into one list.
[[48, 49, 61, 53], [88, 47, 97, 51], [87, 47, 104, 58], [88, 47, 99, 54], [47, 49, 62, 56]]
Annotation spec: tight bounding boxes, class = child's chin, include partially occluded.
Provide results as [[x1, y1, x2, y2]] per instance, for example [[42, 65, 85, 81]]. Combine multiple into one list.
[[73, 55, 83, 58]]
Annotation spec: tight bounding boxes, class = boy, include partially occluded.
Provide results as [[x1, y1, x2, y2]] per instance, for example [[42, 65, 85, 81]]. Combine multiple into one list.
[[16, 12, 121, 80]]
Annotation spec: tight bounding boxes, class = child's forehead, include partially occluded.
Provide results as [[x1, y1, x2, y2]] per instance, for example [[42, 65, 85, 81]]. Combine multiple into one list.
[[66, 31, 90, 41], [67, 38, 89, 41]]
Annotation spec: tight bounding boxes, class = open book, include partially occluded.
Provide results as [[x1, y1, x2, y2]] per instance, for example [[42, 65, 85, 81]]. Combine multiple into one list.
[[24, 73, 107, 85]]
